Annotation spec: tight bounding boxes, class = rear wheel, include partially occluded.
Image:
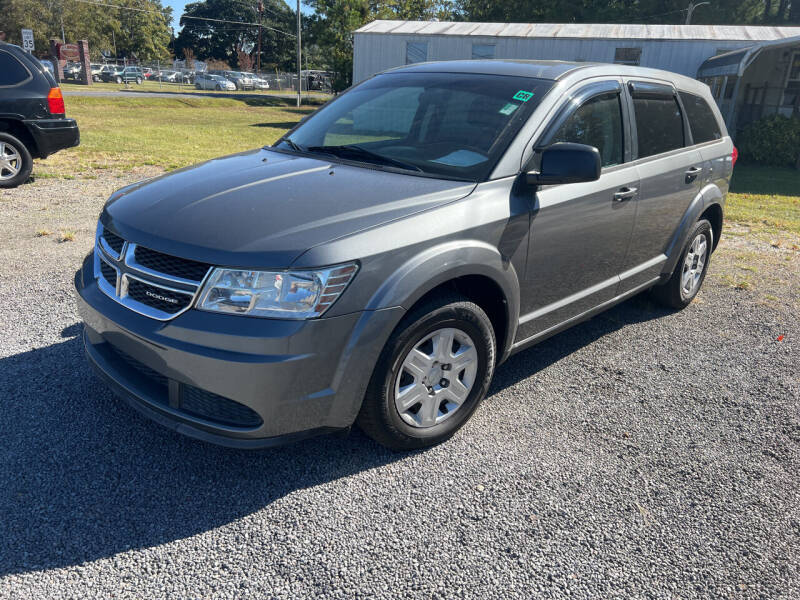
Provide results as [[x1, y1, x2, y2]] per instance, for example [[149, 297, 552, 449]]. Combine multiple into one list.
[[136, 77, 142, 85], [651, 219, 713, 309], [357, 293, 496, 450], [115, 76, 122, 84], [0, 132, 33, 189]]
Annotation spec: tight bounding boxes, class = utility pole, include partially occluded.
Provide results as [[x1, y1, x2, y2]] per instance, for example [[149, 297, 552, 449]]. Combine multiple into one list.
[[296, 0, 301, 107], [256, 0, 263, 75], [685, 1, 710, 24]]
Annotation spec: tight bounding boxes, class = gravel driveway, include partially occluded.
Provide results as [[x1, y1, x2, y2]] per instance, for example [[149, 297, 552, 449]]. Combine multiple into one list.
[[1, 175, 798, 599]]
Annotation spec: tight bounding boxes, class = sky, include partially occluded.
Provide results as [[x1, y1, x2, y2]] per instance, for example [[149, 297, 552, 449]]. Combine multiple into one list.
[[163, 0, 313, 30]]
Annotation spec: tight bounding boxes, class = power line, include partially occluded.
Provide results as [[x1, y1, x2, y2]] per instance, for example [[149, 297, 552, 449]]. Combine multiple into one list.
[[181, 15, 295, 37], [72, 0, 168, 14], [70, 0, 295, 38]]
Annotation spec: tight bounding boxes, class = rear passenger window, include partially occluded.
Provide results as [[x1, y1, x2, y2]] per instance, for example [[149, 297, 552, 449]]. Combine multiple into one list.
[[549, 92, 624, 168], [679, 92, 722, 144], [0, 51, 31, 86], [632, 93, 685, 158]]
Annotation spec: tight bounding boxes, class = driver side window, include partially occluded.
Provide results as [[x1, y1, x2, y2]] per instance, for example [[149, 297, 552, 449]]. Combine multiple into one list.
[[549, 92, 624, 168]]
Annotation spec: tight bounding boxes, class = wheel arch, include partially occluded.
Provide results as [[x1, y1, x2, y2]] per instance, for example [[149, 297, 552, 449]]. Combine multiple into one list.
[[661, 184, 724, 280], [0, 118, 39, 158], [363, 240, 520, 362]]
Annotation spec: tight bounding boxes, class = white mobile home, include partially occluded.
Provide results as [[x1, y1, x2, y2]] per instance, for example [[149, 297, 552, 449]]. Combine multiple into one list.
[[353, 20, 800, 134]]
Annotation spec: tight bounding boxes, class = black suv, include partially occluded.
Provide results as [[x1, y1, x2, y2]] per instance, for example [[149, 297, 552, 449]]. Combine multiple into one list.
[[0, 42, 80, 188]]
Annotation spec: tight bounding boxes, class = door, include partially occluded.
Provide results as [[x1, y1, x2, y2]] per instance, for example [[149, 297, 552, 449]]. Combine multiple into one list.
[[619, 80, 705, 291], [516, 80, 639, 342]]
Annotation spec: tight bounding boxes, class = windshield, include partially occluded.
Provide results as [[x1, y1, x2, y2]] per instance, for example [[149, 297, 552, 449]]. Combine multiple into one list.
[[279, 71, 553, 181]]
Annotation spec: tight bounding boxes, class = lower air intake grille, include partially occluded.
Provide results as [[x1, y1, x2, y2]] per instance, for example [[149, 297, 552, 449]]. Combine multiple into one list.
[[127, 278, 192, 314], [134, 246, 211, 282], [181, 385, 263, 428], [107, 343, 169, 392]]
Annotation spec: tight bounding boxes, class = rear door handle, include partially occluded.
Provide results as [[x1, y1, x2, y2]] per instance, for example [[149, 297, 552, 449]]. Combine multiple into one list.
[[685, 166, 702, 182], [613, 187, 637, 202]]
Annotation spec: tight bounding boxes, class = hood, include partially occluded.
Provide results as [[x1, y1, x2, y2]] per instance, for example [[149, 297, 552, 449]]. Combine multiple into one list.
[[102, 148, 476, 269]]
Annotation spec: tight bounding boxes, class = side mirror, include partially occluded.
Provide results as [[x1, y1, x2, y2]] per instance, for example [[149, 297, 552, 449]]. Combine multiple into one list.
[[526, 142, 602, 185]]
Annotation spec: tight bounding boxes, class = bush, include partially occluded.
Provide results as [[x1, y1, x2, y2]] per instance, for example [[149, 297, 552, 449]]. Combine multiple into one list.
[[737, 114, 800, 168]]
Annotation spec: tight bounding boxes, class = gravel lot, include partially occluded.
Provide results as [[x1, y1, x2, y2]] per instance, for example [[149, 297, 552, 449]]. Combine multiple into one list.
[[1, 175, 798, 599]]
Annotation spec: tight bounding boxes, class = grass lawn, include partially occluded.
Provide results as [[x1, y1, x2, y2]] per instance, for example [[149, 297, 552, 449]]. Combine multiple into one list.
[[36, 95, 315, 177], [728, 165, 800, 236]]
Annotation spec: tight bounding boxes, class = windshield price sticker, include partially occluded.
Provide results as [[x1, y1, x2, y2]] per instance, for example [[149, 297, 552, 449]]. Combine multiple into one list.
[[513, 90, 534, 102], [498, 102, 519, 115]]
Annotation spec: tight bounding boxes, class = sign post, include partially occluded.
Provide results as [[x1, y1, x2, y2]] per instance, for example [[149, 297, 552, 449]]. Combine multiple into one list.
[[21, 29, 34, 53]]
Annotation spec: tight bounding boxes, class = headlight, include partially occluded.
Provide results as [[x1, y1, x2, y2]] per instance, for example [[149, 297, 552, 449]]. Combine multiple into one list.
[[196, 263, 358, 319]]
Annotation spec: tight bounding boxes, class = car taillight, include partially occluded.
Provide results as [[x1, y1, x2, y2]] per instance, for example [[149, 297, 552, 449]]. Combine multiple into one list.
[[47, 87, 65, 115], [731, 146, 738, 167]]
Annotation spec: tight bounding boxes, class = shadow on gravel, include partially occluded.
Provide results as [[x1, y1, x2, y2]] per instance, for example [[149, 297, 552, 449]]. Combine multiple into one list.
[[490, 293, 673, 397], [0, 294, 670, 575]]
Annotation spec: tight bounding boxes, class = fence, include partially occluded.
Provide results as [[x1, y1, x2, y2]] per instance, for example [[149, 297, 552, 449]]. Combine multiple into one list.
[[58, 58, 333, 94]]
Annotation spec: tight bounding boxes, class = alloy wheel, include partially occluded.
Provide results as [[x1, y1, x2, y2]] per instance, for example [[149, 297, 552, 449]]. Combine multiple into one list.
[[0, 141, 21, 181], [394, 327, 478, 428], [681, 233, 708, 298]]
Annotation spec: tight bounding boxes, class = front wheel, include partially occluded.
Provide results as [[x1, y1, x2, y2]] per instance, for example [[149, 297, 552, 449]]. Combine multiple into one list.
[[136, 77, 142, 85], [115, 76, 122, 84], [215, 84, 221, 91], [651, 219, 713, 309], [357, 293, 496, 450], [0, 132, 33, 189]]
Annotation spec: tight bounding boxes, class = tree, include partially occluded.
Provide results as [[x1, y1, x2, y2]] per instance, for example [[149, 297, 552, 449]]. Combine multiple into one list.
[[236, 46, 254, 71], [307, 0, 458, 91], [183, 47, 196, 69], [0, 0, 171, 60], [174, 0, 296, 70]]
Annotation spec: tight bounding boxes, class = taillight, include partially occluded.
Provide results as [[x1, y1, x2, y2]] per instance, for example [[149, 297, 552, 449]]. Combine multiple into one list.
[[731, 146, 738, 167], [47, 87, 65, 115]]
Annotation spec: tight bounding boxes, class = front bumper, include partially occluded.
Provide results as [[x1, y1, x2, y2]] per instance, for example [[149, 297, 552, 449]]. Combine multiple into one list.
[[24, 118, 80, 158], [75, 254, 403, 448]]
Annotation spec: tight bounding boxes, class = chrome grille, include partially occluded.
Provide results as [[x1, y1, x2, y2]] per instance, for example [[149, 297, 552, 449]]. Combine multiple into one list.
[[133, 246, 211, 282], [126, 277, 193, 314], [101, 229, 125, 256], [94, 224, 210, 320], [99, 259, 118, 288]]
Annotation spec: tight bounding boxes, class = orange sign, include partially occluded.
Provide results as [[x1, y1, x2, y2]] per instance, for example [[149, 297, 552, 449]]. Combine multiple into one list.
[[59, 43, 80, 61]]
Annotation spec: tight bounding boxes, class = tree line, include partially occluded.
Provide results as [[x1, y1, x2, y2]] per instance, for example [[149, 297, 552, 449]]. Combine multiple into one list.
[[1, 0, 797, 87]]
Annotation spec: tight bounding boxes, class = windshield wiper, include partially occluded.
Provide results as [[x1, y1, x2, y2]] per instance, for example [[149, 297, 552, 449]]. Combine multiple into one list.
[[280, 138, 306, 153], [305, 144, 423, 173]]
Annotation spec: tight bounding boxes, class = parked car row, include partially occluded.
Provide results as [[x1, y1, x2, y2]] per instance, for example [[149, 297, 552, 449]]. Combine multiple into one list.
[[31, 60, 276, 91]]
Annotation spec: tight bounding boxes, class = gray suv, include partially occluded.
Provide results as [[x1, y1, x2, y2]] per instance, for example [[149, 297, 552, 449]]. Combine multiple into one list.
[[75, 60, 734, 450]]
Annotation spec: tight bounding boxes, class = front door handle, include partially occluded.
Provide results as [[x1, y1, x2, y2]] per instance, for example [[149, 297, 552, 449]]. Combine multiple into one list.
[[685, 166, 702, 183], [613, 187, 637, 202]]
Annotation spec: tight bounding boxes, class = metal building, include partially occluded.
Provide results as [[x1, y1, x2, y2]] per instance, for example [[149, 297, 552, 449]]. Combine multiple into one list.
[[353, 20, 800, 134]]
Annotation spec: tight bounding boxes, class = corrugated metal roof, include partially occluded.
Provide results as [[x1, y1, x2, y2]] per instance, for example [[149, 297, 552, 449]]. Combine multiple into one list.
[[355, 20, 800, 42], [697, 33, 800, 77]]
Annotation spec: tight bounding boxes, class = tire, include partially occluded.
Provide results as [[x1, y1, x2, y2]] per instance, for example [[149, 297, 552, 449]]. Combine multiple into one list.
[[0, 131, 34, 189], [215, 84, 221, 91], [357, 292, 496, 450], [136, 77, 142, 85], [115, 76, 122, 84], [651, 219, 713, 309]]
